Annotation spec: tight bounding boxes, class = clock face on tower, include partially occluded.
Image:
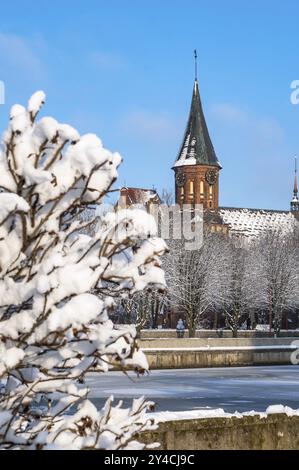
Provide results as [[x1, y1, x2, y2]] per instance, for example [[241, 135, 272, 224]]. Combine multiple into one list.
[[176, 172, 186, 187], [205, 169, 217, 185]]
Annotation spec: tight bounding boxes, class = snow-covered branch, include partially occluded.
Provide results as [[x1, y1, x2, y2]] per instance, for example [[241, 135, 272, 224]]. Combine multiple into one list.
[[0, 92, 167, 449]]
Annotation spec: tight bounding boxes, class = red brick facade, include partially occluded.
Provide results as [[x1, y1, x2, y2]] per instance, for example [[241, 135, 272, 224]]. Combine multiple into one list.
[[174, 164, 220, 210]]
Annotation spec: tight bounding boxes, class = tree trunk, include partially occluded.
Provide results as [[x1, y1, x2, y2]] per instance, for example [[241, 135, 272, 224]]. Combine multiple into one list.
[[268, 294, 273, 333], [188, 325, 196, 338], [135, 324, 142, 339], [187, 308, 196, 338], [213, 311, 218, 330], [273, 308, 281, 338], [232, 328, 238, 338]]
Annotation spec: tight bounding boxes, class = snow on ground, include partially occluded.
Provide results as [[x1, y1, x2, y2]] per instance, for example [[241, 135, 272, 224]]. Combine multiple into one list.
[[142, 345, 297, 351]]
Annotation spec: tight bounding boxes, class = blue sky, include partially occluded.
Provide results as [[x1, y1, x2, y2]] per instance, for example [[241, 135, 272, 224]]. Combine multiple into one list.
[[0, 0, 299, 210]]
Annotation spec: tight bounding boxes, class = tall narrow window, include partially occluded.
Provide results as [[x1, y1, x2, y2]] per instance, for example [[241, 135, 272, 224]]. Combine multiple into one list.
[[200, 181, 204, 197], [209, 185, 213, 199], [179, 186, 184, 205], [189, 181, 194, 202]]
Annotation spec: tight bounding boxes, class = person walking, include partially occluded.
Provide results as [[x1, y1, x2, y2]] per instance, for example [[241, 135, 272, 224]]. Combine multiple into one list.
[[176, 318, 185, 338]]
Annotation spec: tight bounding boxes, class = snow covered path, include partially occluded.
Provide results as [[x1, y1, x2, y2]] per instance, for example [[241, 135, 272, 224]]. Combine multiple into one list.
[[86, 365, 299, 413]]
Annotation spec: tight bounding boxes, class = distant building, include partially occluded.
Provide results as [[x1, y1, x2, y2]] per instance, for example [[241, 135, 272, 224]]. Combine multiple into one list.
[[115, 58, 299, 329], [172, 58, 299, 240], [117, 56, 299, 241], [117, 187, 160, 211], [219, 207, 297, 240]]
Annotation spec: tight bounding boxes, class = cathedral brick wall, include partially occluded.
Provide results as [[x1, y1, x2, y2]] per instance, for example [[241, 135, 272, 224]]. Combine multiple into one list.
[[174, 165, 220, 210]]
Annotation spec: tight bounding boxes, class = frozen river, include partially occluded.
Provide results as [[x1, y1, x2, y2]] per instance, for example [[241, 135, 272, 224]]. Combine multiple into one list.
[[86, 365, 299, 413]]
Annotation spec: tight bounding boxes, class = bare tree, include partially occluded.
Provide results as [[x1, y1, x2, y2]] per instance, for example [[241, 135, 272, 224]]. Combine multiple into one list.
[[253, 229, 299, 336], [160, 188, 174, 206], [165, 234, 224, 337], [0, 92, 167, 449], [117, 289, 168, 335], [215, 239, 255, 337]]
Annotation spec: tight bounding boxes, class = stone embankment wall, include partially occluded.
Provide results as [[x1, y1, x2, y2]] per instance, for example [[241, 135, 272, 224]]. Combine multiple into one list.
[[140, 329, 299, 339], [140, 414, 299, 450], [139, 337, 298, 369]]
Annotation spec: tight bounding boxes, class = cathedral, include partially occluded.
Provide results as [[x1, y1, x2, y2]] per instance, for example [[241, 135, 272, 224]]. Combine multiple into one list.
[[119, 56, 299, 240], [172, 55, 299, 240]]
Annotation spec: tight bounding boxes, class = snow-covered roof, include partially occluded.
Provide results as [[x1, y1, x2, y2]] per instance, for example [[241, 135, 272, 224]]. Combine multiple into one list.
[[118, 187, 160, 208], [219, 207, 299, 240]]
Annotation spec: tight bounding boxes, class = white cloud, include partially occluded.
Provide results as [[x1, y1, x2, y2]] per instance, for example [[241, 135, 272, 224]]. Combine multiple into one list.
[[210, 102, 284, 143], [254, 117, 284, 142], [210, 103, 248, 123], [89, 51, 126, 70], [0, 33, 43, 78], [208, 101, 291, 209], [121, 109, 181, 142]]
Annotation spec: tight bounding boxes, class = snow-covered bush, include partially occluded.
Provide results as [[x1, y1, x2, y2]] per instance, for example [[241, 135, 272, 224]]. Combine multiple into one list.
[[0, 92, 167, 449]]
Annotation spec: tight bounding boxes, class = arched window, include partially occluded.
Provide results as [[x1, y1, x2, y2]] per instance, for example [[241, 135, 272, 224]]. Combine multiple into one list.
[[190, 181, 194, 195], [200, 181, 204, 197]]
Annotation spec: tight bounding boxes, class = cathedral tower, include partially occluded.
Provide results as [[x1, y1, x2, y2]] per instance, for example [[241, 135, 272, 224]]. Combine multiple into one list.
[[173, 51, 221, 210]]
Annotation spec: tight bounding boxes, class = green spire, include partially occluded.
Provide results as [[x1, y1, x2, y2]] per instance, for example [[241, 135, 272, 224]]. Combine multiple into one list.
[[175, 66, 221, 169]]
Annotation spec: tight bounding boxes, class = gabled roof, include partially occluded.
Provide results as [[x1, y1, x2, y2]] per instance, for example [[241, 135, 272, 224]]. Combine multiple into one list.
[[174, 80, 221, 169]]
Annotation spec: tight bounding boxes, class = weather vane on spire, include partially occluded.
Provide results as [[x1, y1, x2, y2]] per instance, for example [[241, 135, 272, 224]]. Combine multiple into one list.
[[194, 49, 198, 81]]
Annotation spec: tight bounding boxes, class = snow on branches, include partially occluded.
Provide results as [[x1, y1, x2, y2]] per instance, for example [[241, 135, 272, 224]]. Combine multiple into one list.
[[0, 91, 167, 449]]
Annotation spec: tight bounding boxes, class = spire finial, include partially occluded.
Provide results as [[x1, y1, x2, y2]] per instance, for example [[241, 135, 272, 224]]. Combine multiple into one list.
[[194, 49, 198, 82], [294, 156, 298, 196], [291, 156, 299, 212]]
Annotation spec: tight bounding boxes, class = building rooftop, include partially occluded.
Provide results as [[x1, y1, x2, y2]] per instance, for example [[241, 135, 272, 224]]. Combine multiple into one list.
[[219, 206, 298, 239], [174, 80, 221, 169], [118, 187, 160, 208]]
